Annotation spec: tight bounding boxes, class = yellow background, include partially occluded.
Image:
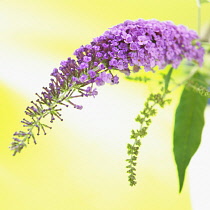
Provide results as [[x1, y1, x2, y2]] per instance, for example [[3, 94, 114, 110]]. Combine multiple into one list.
[[1, 0, 210, 209]]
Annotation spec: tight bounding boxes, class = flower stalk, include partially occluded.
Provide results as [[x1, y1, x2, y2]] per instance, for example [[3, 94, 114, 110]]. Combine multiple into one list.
[[126, 68, 173, 186]]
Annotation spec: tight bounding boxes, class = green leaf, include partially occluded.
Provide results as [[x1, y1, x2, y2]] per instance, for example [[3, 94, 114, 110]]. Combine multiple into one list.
[[173, 72, 208, 192]]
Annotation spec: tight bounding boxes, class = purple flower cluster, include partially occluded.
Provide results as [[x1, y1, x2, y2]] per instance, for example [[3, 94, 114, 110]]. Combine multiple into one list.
[[89, 19, 204, 72], [10, 19, 204, 155], [43, 19, 204, 111]]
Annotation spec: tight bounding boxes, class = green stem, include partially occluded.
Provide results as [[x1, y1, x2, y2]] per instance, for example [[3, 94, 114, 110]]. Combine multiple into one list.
[[126, 67, 174, 186], [170, 66, 199, 93]]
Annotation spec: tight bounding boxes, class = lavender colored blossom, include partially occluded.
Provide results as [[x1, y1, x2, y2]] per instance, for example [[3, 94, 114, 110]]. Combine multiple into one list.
[[98, 72, 112, 83], [83, 56, 92, 62], [88, 70, 96, 78], [79, 74, 88, 83], [85, 87, 98, 97], [79, 62, 88, 69], [95, 77, 105, 86], [111, 75, 120, 84], [10, 19, 204, 155]]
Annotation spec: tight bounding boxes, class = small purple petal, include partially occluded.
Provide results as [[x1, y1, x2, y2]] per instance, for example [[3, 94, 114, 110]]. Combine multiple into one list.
[[79, 74, 88, 83], [83, 56, 92, 62], [98, 63, 105, 70], [79, 62, 88, 69], [88, 70, 96, 78], [111, 75, 119, 84], [95, 77, 105, 86]]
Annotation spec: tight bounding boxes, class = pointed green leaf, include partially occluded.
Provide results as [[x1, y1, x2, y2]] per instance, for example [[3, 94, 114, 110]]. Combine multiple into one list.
[[173, 72, 207, 192]]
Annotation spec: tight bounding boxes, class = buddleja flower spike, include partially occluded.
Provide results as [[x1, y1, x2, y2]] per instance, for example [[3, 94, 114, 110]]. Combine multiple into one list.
[[10, 19, 204, 186]]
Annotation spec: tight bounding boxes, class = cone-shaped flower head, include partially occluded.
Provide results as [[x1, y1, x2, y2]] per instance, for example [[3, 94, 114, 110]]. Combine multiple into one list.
[[75, 19, 204, 73]]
